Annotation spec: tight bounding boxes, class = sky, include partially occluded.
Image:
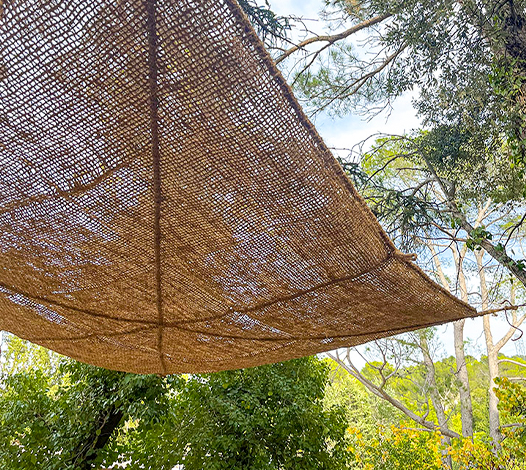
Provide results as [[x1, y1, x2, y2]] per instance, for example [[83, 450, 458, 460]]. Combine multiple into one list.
[[269, 0, 525, 362]]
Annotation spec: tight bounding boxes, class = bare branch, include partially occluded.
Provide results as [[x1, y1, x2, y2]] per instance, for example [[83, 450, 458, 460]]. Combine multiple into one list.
[[275, 13, 391, 64], [498, 358, 526, 368], [504, 212, 526, 247], [400, 427, 437, 433], [326, 352, 461, 439], [496, 312, 526, 352]]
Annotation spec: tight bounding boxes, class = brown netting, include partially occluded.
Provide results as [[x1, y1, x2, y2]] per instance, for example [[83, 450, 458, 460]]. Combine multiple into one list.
[[0, 0, 477, 374]]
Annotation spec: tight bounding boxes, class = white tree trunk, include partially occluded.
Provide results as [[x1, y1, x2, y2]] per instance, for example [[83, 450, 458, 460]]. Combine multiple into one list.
[[451, 248, 474, 437], [453, 319, 474, 437], [428, 238, 475, 437], [476, 250, 502, 448], [486, 338, 502, 447], [419, 331, 453, 468]]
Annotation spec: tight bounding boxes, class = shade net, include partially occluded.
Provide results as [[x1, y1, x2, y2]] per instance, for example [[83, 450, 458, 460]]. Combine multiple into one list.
[[0, 0, 477, 374]]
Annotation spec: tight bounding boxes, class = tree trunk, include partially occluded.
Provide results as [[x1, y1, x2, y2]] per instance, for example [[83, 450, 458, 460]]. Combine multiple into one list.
[[485, 338, 502, 448], [429, 240, 475, 438], [451, 247, 474, 437], [476, 249, 502, 449], [453, 319, 474, 437], [70, 405, 124, 470], [419, 331, 453, 468]]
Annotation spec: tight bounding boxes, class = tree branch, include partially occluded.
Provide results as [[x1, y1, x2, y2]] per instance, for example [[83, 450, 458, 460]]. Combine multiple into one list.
[[498, 358, 526, 368], [314, 45, 406, 114], [327, 352, 461, 439], [421, 154, 526, 288], [496, 313, 526, 352], [275, 13, 391, 64]]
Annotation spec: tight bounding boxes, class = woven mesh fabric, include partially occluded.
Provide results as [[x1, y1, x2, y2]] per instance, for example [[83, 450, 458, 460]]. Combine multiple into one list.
[[0, 0, 477, 374]]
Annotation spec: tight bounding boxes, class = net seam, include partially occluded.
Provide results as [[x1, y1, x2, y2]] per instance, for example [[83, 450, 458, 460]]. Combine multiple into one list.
[[24, 252, 398, 342], [146, 0, 167, 375]]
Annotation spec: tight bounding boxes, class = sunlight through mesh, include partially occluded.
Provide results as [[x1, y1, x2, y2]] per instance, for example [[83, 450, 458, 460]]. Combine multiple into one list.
[[0, 0, 476, 373]]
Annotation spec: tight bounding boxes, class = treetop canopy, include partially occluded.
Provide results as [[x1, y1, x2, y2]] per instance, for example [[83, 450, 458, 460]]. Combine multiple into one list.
[[0, 0, 476, 374]]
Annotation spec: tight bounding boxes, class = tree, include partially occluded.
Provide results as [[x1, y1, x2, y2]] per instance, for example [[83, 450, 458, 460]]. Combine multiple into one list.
[[495, 376, 526, 462], [0, 337, 170, 470], [270, 0, 526, 291], [347, 426, 445, 470], [360, 131, 526, 447], [122, 357, 350, 470], [239, 0, 290, 46], [328, 335, 463, 441], [320, 128, 526, 464], [279, 0, 526, 289], [0, 336, 349, 469], [476, 253, 526, 448], [275, 0, 526, 158]]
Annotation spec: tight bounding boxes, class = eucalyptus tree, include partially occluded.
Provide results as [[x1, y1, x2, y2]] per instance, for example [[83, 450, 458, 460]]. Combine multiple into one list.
[[329, 129, 526, 451], [275, 0, 526, 160]]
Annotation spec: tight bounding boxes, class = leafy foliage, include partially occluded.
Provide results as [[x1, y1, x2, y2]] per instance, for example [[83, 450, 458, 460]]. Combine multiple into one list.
[[495, 377, 526, 460], [0, 337, 348, 470], [340, 130, 526, 252], [123, 357, 350, 470], [270, 0, 526, 182], [238, 0, 290, 46], [0, 349, 169, 470], [348, 426, 444, 470]]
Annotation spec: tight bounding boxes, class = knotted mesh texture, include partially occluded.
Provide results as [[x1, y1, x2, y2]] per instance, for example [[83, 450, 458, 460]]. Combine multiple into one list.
[[0, 0, 476, 374]]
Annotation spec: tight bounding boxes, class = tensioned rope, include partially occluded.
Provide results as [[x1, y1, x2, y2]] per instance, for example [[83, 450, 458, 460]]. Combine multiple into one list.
[[145, 0, 167, 376]]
